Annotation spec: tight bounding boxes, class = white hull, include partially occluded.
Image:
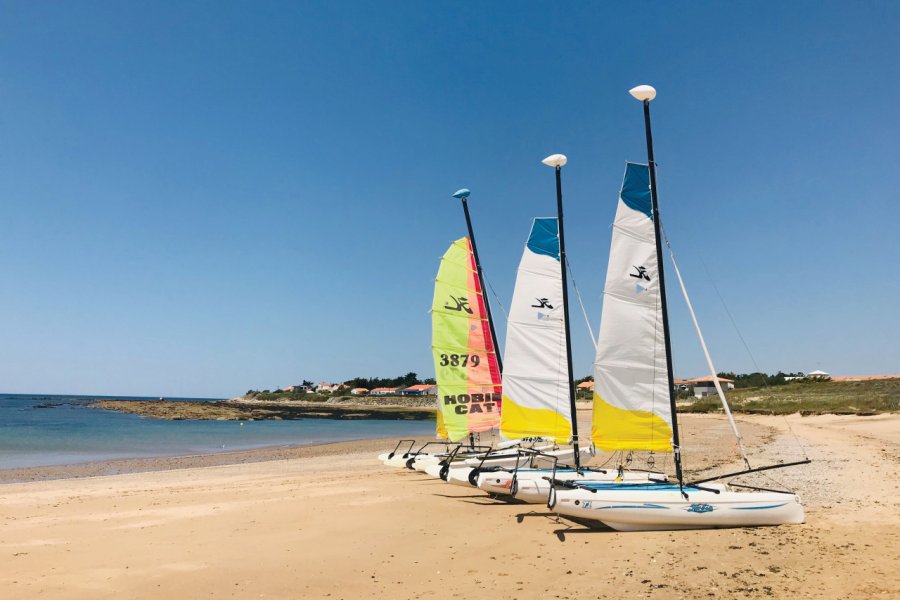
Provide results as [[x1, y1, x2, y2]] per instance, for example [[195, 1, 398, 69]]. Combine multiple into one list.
[[447, 447, 596, 489], [382, 452, 445, 469], [412, 456, 441, 471], [477, 469, 665, 504], [461, 445, 587, 469], [446, 466, 475, 487], [382, 454, 419, 468], [551, 483, 804, 531], [423, 463, 444, 478]]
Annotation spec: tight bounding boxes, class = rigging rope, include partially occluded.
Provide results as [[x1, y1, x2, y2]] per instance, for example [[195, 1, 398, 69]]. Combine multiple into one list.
[[564, 256, 597, 349], [660, 226, 751, 469], [483, 276, 509, 322], [697, 247, 809, 461]]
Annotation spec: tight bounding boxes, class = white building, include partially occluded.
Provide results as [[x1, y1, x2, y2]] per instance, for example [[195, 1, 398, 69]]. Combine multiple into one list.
[[685, 376, 735, 399]]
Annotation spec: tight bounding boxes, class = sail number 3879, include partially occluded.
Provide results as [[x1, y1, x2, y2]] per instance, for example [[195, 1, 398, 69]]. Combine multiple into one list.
[[439, 354, 481, 367]]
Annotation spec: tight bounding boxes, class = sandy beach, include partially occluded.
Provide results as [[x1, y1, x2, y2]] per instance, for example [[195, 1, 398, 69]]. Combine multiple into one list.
[[2, 411, 897, 599]]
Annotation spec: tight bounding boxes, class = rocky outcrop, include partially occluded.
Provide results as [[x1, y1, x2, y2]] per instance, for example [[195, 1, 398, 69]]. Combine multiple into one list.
[[90, 400, 435, 421]]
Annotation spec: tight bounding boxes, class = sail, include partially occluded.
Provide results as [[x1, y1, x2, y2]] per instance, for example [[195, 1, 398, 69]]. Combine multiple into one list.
[[591, 163, 673, 452], [431, 237, 502, 442], [435, 406, 448, 439], [499, 218, 572, 443]]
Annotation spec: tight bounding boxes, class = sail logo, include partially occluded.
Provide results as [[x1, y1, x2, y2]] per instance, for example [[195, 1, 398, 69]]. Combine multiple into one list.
[[531, 298, 554, 309], [443, 392, 501, 415], [445, 295, 473, 314], [629, 265, 650, 281]]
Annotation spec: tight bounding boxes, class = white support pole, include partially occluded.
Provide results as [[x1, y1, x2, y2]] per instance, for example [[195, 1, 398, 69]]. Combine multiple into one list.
[[668, 250, 751, 469]]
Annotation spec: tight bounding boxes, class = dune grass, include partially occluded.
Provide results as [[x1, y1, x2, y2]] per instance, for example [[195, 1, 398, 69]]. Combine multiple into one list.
[[681, 379, 900, 415]]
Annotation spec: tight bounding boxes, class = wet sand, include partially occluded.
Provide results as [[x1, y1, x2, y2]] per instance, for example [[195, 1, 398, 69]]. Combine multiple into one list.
[[1, 412, 897, 599]]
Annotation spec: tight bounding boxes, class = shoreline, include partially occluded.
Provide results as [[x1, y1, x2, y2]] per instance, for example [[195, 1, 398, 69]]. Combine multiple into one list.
[[5, 410, 896, 486], [0, 436, 411, 484]]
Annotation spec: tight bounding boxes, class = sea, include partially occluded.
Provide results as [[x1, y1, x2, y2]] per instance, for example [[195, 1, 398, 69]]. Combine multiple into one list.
[[0, 393, 436, 469]]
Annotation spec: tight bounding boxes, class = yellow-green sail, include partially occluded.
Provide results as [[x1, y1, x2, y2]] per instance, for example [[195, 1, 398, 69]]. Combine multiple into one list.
[[431, 238, 502, 442]]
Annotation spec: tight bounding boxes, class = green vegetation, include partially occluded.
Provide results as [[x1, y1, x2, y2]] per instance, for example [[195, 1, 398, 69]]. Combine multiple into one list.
[[716, 371, 806, 388], [681, 379, 900, 415], [244, 390, 330, 403], [344, 372, 423, 390]]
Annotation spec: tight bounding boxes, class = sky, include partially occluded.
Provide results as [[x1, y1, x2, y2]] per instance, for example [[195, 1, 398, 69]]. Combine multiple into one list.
[[1, 1, 898, 398]]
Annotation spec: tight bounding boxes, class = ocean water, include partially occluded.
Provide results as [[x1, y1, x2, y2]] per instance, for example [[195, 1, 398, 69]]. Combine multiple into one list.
[[0, 394, 436, 469]]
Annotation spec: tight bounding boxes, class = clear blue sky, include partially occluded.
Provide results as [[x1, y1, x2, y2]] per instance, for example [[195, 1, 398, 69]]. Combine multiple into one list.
[[1, 2, 897, 397]]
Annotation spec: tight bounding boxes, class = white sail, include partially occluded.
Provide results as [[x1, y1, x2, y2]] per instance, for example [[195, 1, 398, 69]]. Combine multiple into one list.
[[500, 218, 572, 443], [591, 163, 674, 452]]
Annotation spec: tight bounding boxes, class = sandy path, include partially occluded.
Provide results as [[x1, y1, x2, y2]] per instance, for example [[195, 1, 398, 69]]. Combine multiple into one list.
[[1, 413, 897, 599]]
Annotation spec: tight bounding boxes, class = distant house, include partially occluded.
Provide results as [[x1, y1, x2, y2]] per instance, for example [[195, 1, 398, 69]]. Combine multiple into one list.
[[673, 378, 693, 392], [284, 385, 309, 393], [400, 384, 437, 396], [350, 387, 369, 395], [316, 382, 346, 393], [682, 376, 735, 399], [369, 387, 400, 396], [576, 381, 594, 391], [805, 370, 830, 379]]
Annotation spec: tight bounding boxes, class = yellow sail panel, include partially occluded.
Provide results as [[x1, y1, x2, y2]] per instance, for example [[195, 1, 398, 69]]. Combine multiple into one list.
[[591, 394, 673, 452], [500, 396, 571, 444], [591, 163, 674, 452], [431, 238, 502, 442], [435, 406, 448, 439]]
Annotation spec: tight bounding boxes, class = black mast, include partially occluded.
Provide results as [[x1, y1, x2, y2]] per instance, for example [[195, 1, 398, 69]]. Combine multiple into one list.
[[543, 156, 580, 469], [634, 86, 684, 488], [453, 189, 503, 450], [453, 189, 504, 375]]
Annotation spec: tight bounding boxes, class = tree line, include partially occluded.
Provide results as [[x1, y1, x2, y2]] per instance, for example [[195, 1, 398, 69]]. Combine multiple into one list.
[[717, 371, 809, 388], [343, 372, 435, 389]]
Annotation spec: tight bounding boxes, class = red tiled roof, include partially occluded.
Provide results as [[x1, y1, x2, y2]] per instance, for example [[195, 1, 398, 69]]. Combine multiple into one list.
[[688, 376, 734, 383]]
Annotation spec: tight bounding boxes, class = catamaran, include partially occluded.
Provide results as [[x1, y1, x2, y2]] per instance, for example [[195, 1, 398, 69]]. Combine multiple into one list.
[[382, 188, 509, 470], [382, 232, 502, 468], [549, 85, 808, 530], [474, 156, 664, 502]]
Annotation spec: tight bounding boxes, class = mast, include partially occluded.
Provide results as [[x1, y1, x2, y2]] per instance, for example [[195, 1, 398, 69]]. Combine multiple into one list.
[[629, 85, 684, 487], [541, 155, 580, 468], [452, 189, 504, 375], [453, 189, 503, 449]]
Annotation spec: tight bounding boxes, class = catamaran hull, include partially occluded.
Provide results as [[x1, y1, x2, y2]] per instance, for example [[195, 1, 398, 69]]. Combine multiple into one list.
[[551, 486, 804, 531], [446, 466, 475, 487], [460, 446, 587, 469], [477, 469, 665, 504], [423, 463, 444, 478], [383, 453, 446, 468], [412, 456, 441, 471]]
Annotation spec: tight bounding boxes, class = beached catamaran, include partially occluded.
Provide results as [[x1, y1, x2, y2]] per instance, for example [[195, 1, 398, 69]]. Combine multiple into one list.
[[382, 189, 505, 469], [549, 85, 809, 530]]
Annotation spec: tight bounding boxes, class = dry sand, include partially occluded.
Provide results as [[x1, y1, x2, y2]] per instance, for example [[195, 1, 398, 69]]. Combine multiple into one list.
[[1, 412, 897, 599]]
